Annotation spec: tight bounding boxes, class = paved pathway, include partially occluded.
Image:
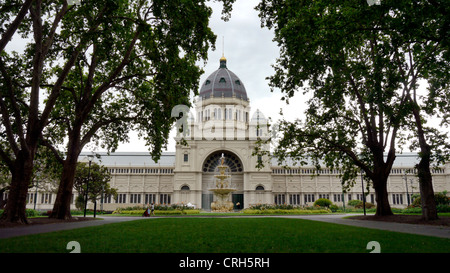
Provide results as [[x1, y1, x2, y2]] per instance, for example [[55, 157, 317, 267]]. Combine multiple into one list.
[[0, 214, 449, 239], [280, 214, 450, 239]]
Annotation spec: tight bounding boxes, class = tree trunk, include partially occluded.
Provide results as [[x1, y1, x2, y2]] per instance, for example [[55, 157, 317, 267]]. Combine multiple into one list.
[[410, 100, 438, 220], [416, 146, 438, 221], [373, 177, 394, 216], [0, 152, 34, 224], [50, 130, 82, 220], [50, 158, 78, 220]]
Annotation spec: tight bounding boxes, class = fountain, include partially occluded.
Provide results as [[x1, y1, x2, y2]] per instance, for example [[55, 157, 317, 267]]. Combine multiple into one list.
[[209, 153, 236, 212]]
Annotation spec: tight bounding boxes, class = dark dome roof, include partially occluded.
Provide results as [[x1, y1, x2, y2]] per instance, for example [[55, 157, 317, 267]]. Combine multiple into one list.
[[199, 56, 248, 101]]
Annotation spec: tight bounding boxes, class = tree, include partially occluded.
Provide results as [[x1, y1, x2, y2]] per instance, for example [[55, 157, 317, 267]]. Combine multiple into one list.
[[0, 0, 236, 223], [256, 0, 449, 217], [73, 161, 117, 213]]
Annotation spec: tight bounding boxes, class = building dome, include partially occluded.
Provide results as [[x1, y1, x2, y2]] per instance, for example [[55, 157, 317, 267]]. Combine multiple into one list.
[[199, 56, 248, 101]]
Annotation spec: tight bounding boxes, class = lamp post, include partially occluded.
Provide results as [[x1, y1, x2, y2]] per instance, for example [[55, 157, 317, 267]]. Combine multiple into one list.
[[33, 177, 38, 210], [360, 170, 366, 216], [84, 155, 94, 217], [100, 184, 104, 215], [404, 171, 410, 206]]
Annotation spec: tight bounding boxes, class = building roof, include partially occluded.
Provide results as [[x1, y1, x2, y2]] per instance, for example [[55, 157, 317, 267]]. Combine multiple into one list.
[[78, 152, 176, 167], [79, 151, 423, 168], [199, 56, 248, 101], [270, 153, 422, 168]]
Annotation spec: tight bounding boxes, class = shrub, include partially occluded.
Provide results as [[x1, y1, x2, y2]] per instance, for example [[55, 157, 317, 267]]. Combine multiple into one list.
[[75, 195, 85, 211], [314, 198, 332, 208], [25, 209, 40, 217], [243, 209, 331, 215], [411, 191, 450, 207], [436, 205, 450, 213], [248, 204, 298, 210], [355, 202, 376, 209], [329, 204, 339, 212], [113, 209, 201, 215], [348, 199, 362, 207]]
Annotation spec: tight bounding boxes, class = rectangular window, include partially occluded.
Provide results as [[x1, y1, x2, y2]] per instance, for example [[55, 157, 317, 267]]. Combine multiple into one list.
[[289, 194, 301, 205], [274, 194, 286, 205], [357, 194, 365, 201], [116, 194, 127, 204], [406, 193, 413, 205], [103, 194, 112, 204], [392, 194, 403, 205], [184, 154, 189, 162], [130, 194, 141, 204], [318, 194, 329, 200], [41, 193, 52, 204], [333, 194, 342, 202], [26, 193, 35, 204], [304, 194, 315, 203], [145, 194, 156, 204], [160, 194, 171, 205]]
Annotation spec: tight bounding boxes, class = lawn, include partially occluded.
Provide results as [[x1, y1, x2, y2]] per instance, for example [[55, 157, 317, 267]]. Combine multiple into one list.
[[0, 218, 448, 253]]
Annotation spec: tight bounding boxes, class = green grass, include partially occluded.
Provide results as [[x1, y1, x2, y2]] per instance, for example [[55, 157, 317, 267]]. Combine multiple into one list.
[[0, 218, 448, 253]]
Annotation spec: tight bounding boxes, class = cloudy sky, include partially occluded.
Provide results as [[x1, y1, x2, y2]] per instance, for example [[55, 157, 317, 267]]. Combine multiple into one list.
[[116, 0, 307, 152]]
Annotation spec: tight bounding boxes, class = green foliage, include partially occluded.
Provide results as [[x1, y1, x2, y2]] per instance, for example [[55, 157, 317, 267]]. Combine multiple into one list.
[[112, 203, 198, 214], [0, 0, 237, 221], [73, 162, 117, 203], [243, 209, 330, 215], [75, 195, 85, 211], [248, 204, 298, 210], [114, 209, 201, 215], [255, 0, 450, 217], [313, 198, 332, 208], [329, 204, 339, 212], [348, 200, 363, 207], [412, 191, 450, 207], [347, 199, 375, 209]]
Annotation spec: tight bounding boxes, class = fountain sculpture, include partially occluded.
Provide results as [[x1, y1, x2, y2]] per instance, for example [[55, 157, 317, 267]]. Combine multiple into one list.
[[209, 153, 236, 212]]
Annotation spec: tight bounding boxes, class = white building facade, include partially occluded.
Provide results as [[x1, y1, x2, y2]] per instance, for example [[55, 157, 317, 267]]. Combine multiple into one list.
[[25, 57, 450, 211]]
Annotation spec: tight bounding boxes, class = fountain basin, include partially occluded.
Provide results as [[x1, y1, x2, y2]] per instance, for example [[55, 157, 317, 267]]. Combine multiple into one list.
[[209, 188, 236, 195]]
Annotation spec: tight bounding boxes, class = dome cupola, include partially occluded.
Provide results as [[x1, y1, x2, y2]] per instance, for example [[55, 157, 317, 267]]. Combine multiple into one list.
[[199, 56, 248, 101]]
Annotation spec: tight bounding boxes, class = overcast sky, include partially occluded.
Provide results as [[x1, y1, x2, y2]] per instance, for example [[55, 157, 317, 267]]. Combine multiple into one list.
[[114, 0, 307, 153]]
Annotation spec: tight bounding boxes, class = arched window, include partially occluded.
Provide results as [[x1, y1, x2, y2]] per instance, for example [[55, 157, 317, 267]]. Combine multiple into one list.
[[256, 185, 265, 191], [202, 151, 243, 173], [181, 185, 190, 191]]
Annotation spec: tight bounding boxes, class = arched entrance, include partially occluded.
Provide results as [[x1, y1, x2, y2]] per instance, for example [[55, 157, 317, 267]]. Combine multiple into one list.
[[201, 150, 244, 210]]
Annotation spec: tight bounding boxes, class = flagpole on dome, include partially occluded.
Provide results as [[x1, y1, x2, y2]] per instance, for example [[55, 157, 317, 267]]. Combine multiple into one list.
[[220, 36, 227, 68]]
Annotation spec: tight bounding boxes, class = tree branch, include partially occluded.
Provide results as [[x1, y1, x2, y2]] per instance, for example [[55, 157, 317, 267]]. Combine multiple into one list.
[[79, 115, 136, 149], [0, 0, 34, 52], [38, 135, 64, 164]]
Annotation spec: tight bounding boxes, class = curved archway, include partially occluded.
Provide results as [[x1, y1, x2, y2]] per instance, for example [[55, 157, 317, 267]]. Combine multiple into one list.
[[256, 185, 265, 191], [202, 150, 243, 173]]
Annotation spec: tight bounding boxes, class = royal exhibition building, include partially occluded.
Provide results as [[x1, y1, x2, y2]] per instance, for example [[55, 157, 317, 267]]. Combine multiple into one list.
[[26, 56, 450, 212]]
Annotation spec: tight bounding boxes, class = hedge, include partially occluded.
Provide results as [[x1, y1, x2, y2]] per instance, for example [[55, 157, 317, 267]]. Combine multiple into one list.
[[243, 209, 331, 215], [115, 209, 201, 215]]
